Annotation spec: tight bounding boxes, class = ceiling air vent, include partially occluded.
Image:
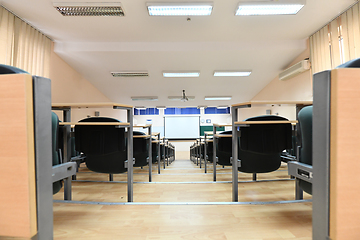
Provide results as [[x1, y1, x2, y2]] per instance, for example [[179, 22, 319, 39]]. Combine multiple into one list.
[[279, 59, 310, 81], [111, 72, 149, 77], [53, 2, 125, 16]]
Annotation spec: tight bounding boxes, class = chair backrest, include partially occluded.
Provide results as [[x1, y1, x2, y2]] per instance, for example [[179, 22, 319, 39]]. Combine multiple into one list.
[[298, 106, 313, 194], [240, 115, 292, 154], [298, 106, 313, 166], [51, 112, 62, 194], [206, 138, 213, 162], [0, 64, 29, 74], [75, 117, 127, 174], [216, 131, 232, 166], [152, 141, 159, 163], [133, 131, 149, 167], [238, 115, 292, 173]]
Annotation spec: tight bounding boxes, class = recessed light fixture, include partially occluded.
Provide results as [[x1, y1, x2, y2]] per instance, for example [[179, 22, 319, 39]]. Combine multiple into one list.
[[163, 72, 200, 78], [205, 96, 232, 101], [53, 2, 125, 16], [111, 71, 149, 77], [156, 106, 166, 109], [214, 71, 252, 77], [147, 2, 213, 16], [131, 96, 158, 101], [217, 105, 229, 109], [135, 106, 147, 110], [235, 0, 305, 16]]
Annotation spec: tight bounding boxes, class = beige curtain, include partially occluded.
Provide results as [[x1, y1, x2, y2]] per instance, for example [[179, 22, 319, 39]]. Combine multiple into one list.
[[310, 2, 360, 73], [0, 6, 51, 78], [0, 7, 15, 65]]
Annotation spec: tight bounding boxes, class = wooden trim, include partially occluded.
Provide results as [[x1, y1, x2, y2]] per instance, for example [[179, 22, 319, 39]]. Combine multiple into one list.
[[134, 124, 152, 128], [133, 135, 151, 138], [52, 102, 133, 109], [231, 102, 252, 107], [59, 122, 130, 126], [213, 123, 232, 127], [214, 134, 232, 138], [0, 74, 37, 238], [234, 120, 297, 125], [330, 68, 360, 239], [232, 100, 313, 108]]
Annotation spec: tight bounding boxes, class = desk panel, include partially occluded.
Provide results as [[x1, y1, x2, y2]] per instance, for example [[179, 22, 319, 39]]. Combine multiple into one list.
[[330, 68, 360, 239], [0, 74, 37, 238]]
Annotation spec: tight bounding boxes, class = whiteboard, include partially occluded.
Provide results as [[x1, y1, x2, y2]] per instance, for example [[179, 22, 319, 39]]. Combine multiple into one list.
[[164, 116, 200, 139]]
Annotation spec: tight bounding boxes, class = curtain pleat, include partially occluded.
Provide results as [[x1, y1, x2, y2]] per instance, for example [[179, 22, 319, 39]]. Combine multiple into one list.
[[0, 6, 51, 77], [310, 2, 360, 73]]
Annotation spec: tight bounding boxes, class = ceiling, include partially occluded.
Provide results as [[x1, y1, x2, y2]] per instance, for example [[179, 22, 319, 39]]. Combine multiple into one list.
[[0, 0, 357, 107]]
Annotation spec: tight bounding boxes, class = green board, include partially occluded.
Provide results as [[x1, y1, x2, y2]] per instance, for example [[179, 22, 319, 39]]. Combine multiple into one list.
[[200, 126, 224, 136]]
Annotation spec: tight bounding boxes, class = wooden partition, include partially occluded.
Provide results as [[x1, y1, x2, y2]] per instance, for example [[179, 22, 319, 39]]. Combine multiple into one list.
[[0, 74, 37, 239], [329, 68, 360, 240]]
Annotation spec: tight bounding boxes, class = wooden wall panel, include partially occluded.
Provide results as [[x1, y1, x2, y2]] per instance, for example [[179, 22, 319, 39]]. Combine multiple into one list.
[[0, 74, 37, 239], [330, 68, 360, 240]]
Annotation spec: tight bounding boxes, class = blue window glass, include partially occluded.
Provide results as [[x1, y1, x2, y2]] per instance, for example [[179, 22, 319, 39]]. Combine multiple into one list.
[[181, 107, 200, 114], [134, 108, 159, 115], [165, 107, 200, 115], [164, 108, 176, 115], [205, 107, 230, 114]]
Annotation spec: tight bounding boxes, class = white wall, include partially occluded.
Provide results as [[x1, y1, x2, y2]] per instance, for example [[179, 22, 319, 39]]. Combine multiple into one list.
[[133, 108, 232, 137]]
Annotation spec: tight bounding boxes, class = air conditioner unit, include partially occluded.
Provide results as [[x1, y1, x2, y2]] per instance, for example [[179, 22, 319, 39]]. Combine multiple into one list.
[[279, 59, 310, 81]]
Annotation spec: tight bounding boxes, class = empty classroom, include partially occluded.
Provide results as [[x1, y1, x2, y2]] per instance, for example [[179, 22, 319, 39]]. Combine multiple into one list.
[[1, 1, 360, 240]]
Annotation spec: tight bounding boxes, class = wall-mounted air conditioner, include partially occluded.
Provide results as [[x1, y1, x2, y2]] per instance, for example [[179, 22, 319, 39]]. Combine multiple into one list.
[[279, 59, 310, 81]]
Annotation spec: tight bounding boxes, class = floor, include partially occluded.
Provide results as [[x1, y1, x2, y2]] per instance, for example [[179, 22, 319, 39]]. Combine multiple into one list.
[[53, 157, 312, 240]]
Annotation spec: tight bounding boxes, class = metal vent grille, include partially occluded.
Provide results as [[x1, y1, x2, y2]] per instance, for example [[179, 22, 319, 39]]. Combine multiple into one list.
[[54, 3, 124, 16], [111, 72, 149, 77]]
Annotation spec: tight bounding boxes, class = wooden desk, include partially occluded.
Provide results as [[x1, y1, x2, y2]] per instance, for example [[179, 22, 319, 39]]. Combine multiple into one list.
[[52, 102, 134, 202], [230, 100, 312, 202]]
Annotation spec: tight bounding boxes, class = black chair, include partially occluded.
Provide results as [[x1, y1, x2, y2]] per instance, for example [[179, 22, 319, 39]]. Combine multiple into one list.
[[216, 131, 232, 166], [52, 112, 63, 194], [297, 106, 313, 195], [215, 115, 292, 179], [52, 112, 77, 196], [75, 117, 127, 174], [133, 131, 150, 167], [206, 139, 213, 163], [152, 141, 159, 163], [238, 115, 292, 175]]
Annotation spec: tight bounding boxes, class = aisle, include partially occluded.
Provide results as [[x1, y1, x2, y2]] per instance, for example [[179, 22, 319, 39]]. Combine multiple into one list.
[[53, 158, 311, 203], [53, 157, 313, 239]]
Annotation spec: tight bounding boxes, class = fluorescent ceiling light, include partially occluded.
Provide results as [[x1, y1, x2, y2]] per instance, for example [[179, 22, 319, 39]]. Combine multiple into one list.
[[156, 106, 166, 109], [236, 0, 305, 16], [217, 105, 229, 109], [112, 71, 148, 77], [197, 105, 207, 109], [163, 72, 200, 78], [205, 96, 232, 101], [53, 2, 124, 16], [214, 71, 251, 77], [135, 106, 147, 110], [131, 96, 158, 101], [147, 2, 213, 16]]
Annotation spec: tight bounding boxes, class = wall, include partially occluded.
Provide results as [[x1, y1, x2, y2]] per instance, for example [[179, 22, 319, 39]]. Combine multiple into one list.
[[238, 39, 312, 121], [134, 108, 232, 153], [50, 43, 127, 122]]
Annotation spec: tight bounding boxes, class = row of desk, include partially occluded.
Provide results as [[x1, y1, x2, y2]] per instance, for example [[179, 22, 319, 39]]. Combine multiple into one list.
[[52, 102, 176, 202]]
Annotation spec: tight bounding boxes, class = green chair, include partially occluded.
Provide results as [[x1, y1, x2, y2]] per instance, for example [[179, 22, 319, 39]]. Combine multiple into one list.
[[298, 106, 313, 195], [287, 106, 313, 198], [52, 112, 63, 194]]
